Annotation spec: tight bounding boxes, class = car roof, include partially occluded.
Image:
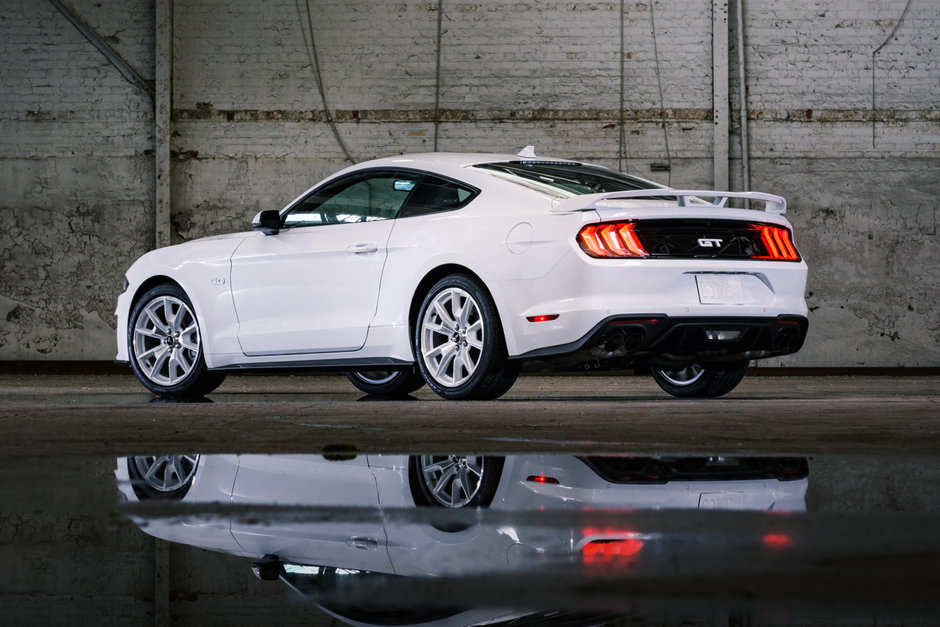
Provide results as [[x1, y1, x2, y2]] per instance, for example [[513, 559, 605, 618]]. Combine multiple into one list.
[[340, 152, 583, 180]]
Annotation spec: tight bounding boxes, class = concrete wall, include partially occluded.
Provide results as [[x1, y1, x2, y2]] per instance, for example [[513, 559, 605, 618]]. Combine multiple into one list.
[[1, 0, 937, 365], [0, 0, 155, 359]]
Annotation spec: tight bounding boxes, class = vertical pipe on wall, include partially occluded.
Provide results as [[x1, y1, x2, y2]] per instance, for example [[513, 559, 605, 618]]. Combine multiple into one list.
[[735, 0, 751, 202], [618, 0, 627, 172], [155, 0, 172, 249], [433, 0, 444, 151], [712, 0, 729, 190]]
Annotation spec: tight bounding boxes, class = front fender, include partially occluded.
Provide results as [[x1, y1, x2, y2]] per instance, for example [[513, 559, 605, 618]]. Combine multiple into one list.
[[115, 235, 246, 367]]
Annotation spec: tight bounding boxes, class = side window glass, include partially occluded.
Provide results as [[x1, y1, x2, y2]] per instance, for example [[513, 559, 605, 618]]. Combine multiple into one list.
[[398, 175, 478, 218], [283, 172, 420, 228]]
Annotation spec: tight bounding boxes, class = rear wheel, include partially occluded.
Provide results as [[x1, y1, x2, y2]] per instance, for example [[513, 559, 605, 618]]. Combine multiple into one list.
[[345, 368, 425, 396], [410, 455, 503, 509], [129, 284, 225, 398], [414, 274, 520, 400], [651, 362, 748, 398]]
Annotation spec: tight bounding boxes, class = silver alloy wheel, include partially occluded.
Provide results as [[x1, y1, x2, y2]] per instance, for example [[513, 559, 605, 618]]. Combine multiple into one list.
[[419, 287, 484, 388], [133, 295, 201, 386], [418, 455, 485, 508], [131, 454, 200, 493], [658, 364, 706, 386]]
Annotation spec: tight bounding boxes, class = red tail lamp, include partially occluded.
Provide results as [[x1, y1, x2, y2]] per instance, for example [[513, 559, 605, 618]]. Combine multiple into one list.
[[581, 527, 644, 565], [577, 223, 649, 258], [752, 225, 799, 261], [582, 539, 644, 563]]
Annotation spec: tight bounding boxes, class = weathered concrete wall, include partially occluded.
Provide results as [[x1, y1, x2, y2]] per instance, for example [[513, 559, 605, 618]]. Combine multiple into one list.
[[1, 0, 937, 365], [0, 0, 155, 358]]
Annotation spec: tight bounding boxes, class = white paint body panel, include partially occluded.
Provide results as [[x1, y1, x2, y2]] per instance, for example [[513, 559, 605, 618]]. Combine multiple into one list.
[[118, 453, 808, 577], [115, 152, 808, 370], [229, 220, 394, 356]]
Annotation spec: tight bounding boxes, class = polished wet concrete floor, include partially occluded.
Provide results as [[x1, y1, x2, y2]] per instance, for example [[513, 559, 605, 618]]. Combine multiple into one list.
[[1, 372, 938, 625]]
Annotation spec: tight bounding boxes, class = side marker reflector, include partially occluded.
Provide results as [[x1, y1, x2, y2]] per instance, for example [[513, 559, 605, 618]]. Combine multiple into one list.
[[526, 475, 560, 484], [526, 314, 560, 323]]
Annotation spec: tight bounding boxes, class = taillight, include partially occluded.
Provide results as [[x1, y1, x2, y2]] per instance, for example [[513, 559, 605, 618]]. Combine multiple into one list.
[[577, 222, 649, 258], [752, 225, 799, 261], [580, 527, 644, 566], [578, 220, 799, 260]]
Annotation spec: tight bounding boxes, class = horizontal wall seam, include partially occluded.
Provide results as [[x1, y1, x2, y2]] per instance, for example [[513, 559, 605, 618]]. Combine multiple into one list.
[[170, 107, 940, 124]]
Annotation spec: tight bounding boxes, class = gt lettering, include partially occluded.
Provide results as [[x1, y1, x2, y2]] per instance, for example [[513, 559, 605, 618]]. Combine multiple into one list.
[[697, 238, 724, 247]]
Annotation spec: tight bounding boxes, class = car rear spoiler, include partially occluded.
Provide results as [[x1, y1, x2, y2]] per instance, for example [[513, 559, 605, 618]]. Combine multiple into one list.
[[550, 190, 787, 215]]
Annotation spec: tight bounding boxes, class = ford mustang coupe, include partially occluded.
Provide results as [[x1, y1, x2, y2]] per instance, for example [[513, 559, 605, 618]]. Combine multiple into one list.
[[115, 150, 808, 399]]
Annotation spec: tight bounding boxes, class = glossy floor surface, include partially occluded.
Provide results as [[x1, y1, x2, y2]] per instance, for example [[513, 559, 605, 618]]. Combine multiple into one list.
[[1, 372, 938, 626], [2, 372, 938, 457]]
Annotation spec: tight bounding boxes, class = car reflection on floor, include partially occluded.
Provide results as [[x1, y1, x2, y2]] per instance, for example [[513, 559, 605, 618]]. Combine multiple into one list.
[[116, 453, 809, 624]]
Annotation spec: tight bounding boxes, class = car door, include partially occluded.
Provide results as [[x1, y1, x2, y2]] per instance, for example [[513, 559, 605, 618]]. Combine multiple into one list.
[[229, 454, 394, 573], [229, 170, 419, 356]]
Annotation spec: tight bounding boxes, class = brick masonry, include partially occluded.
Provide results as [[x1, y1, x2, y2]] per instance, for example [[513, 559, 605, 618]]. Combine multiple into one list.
[[0, 0, 937, 366]]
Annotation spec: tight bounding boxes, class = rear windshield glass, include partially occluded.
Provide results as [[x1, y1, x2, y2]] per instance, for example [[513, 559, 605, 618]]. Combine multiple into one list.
[[474, 161, 666, 198]]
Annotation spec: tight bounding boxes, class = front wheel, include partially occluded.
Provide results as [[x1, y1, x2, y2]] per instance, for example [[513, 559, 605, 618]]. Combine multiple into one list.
[[650, 362, 748, 398], [128, 284, 226, 398], [126, 454, 200, 500], [414, 274, 520, 400], [345, 368, 425, 396]]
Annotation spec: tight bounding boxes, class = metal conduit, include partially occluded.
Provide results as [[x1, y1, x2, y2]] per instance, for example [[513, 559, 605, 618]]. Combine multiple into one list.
[[735, 0, 750, 205]]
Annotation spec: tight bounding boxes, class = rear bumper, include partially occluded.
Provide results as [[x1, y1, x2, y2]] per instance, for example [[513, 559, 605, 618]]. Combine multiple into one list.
[[517, 315, 808, 368]]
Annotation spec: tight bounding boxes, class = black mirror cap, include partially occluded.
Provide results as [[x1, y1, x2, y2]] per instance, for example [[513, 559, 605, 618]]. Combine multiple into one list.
[[253, 210, 281, 235], [251, 554, 284, 581]]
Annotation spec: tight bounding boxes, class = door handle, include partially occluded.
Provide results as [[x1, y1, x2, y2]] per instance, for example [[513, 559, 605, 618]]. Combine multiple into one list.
[[346, 243, 378, 255], [346, 536, 379, 550]]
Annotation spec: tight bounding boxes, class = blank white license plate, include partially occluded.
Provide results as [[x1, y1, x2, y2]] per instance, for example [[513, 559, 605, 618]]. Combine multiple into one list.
[[696, 274, 744, 304], [698, 492, 748, 509]]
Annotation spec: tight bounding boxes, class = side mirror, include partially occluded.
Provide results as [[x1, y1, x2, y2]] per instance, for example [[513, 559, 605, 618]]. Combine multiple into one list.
[[252, 210, 281, 236]]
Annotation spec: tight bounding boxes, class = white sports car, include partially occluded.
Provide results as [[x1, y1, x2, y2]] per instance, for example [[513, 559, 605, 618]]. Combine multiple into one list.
[[115, 150, 808, 399]]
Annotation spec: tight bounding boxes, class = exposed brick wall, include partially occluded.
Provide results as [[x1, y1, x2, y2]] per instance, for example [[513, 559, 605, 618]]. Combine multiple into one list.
[[1, 0, 937, 365]]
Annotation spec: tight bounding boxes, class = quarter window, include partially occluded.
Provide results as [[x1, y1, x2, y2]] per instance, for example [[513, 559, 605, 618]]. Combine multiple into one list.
[[398, 175, 478, 218]]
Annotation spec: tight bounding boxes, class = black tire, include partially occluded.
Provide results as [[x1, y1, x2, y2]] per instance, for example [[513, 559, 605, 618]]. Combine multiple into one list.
[[650, 362, 748, 398], [413, 274, 520, 400], [126, 454, 199, 500], [128, 283, 226, 398], [409, 455, 504, 509], [344, 368, 426, 396]]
